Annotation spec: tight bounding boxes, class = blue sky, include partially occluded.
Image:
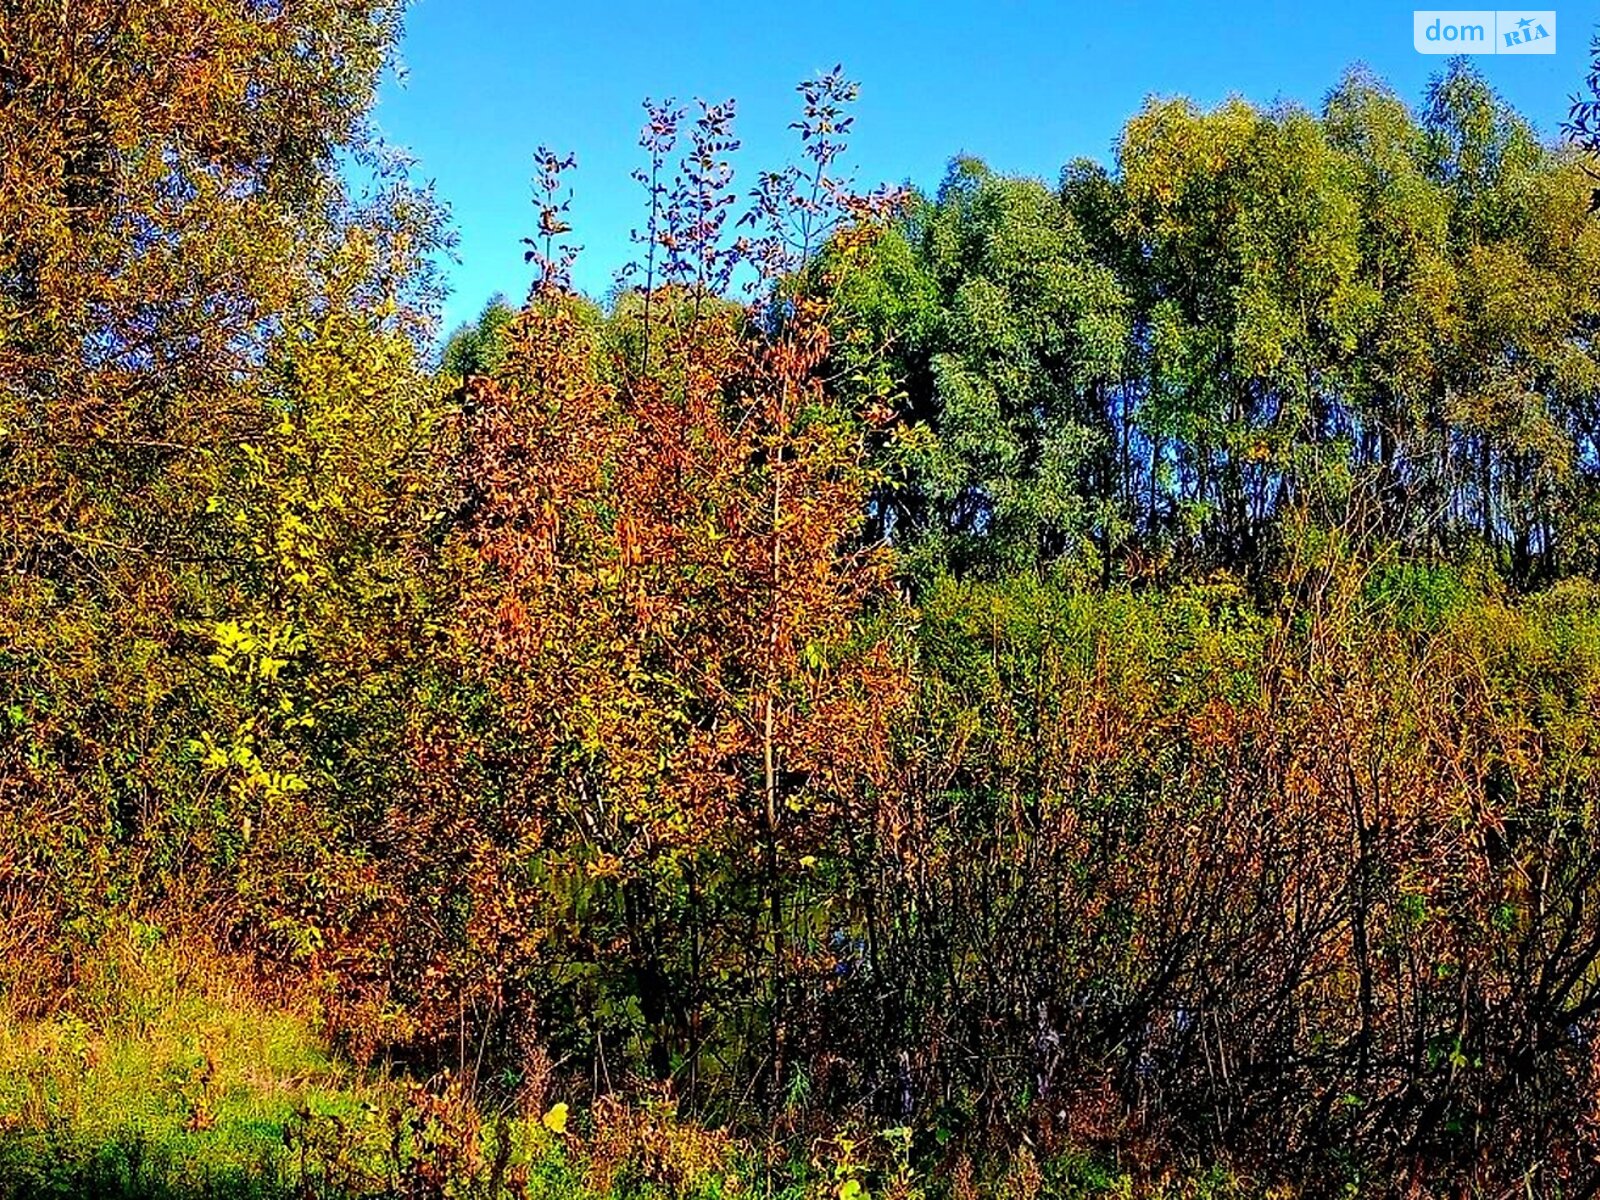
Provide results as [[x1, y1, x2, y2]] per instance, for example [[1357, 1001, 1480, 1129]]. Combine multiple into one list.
[[372, 2, 1593, 334]]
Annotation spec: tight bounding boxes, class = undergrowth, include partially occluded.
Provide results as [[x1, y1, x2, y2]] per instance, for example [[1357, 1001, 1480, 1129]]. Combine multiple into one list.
[[0, 931, 1263, 1199]]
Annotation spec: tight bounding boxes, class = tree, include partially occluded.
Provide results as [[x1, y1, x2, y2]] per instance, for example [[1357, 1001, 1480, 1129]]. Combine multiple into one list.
[[831, 158, 1128, 581], [0, 0, 446, 1002], [439, 294, 517, 379], [0, 0, 439, 581], [397, 80, 912, 1107]]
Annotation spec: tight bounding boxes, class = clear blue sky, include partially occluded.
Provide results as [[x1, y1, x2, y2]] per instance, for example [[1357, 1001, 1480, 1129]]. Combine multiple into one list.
[[372, 1, 1593, 334]]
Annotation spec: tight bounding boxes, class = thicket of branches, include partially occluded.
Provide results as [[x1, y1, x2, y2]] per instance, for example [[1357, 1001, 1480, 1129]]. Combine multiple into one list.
[[5, 4, 1600, 1193]]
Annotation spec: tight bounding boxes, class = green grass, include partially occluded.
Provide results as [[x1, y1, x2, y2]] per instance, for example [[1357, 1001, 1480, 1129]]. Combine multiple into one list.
[[0, 928, 389, 1199]]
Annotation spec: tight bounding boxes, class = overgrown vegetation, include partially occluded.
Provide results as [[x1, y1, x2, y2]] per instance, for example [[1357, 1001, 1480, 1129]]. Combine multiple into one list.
[[5, 3, 1600, 1195]]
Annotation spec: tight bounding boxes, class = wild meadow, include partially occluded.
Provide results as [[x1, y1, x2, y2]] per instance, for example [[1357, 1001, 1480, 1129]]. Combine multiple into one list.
[[5, 4, 1600, 1196]]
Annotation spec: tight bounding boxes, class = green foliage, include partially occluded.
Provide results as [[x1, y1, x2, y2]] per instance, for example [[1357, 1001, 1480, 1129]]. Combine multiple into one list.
[[832, 159, 1129, 578], [441, 295, 519, 379], [830, 63, 1600, 588], [1362, 562, 1475, 630]]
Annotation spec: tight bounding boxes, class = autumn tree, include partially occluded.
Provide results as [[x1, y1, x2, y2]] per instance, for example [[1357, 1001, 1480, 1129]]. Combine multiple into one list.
[[0, 0, 446, 1001], [418, 77, 911, 1108]]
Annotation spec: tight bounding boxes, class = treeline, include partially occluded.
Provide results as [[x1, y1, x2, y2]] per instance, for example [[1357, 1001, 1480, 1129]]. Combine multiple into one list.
[[5, 2, 1600, 1194], [829, 64, 1600, 588]]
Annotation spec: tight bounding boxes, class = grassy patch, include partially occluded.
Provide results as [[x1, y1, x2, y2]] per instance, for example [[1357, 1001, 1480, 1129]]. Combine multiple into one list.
[[0, 929, 384, 1198]]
